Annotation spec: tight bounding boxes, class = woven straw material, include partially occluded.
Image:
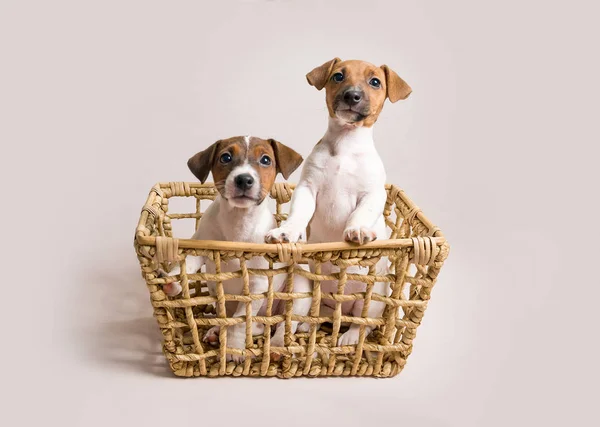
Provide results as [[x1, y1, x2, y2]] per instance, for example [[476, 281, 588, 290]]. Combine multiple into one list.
[[134, 182, 449, 378]]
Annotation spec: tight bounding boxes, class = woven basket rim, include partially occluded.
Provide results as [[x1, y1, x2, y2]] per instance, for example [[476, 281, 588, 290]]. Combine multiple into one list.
[[135, 181, 446, 254], [136, 234, 445, 252]]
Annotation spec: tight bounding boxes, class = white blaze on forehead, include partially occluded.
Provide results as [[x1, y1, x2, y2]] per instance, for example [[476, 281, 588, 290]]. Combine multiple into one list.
[[231, 163, 259, 180], [243, 135, 251, 146]]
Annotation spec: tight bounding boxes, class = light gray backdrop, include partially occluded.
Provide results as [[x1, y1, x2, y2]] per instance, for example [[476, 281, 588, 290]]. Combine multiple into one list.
[[2, 1, 598, 426]]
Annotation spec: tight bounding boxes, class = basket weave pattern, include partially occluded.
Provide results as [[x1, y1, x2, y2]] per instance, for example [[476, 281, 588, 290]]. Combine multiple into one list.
[[134, 182, 449, 378]]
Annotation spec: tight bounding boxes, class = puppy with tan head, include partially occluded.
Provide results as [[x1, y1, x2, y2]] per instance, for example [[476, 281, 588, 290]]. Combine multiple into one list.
[[163, 135, 312, 362], [266, 59, 411, 345]]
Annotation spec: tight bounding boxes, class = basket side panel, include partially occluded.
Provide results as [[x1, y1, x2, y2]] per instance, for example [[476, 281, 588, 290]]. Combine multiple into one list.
[[134, 183, 448, 378]]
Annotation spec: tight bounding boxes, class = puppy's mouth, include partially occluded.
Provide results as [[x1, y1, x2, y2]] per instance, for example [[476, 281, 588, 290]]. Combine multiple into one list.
[[216, 184, 261, 206], [335, 108, 367, 123], [227, 192, 262, 208], [333, 99, 370, 123], [231, 194, 259, 202]]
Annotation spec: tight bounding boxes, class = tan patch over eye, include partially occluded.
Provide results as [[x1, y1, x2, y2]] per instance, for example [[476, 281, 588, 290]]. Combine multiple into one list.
[[250, 143, 277, 202], [212, 144, 243, 191]]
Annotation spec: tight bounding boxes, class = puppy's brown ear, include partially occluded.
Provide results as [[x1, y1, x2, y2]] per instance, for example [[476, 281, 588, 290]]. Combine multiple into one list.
[[306, 57, 341, 91], [187, 141, 220, 183], [381, 65, 412, 102], [269, 139, 303, 180]]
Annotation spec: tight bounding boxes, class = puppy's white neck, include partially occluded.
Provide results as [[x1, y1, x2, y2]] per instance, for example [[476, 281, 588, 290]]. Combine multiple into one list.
[[213, 195, 273, 242], [322, 116, 374, 154]]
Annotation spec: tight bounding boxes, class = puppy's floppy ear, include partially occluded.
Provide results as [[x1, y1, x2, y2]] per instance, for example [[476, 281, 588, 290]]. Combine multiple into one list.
[[187, 141, 220, 183], [269, 139, 303, 180], [306, 57, 341, 91], [380, 65, 412, 102]]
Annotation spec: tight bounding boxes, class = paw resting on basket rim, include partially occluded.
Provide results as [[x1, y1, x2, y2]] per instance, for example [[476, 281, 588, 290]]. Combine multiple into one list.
[[265, 226, 303, 243], [343, 226, 377, 244]]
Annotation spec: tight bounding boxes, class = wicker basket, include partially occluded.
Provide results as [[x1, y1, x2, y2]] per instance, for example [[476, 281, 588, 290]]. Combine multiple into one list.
[[134, 182, 449, 378]]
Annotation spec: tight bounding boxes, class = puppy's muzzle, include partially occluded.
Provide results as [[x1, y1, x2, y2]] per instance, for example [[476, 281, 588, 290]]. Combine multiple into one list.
[[343, 89, 363, 106], [234, 173, 254, 191], [335, 87, 370, 122]]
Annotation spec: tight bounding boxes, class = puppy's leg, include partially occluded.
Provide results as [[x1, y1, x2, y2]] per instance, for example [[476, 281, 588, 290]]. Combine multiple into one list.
[[202, 263, 221, 344], [298, 260, 335, 332], [271, 265, 313, 356], [343, 190, 387, 244], [227, 273, 269, 363], [202, 295, 222, 344], [337, 289, 384, 346], [337, 261, 389, 346], [296, 322, 312, 333], [158, 256, 203, 297], [252, 323, 265, 335], [298, 301, 334, 332], [266, 185, 315, 243]]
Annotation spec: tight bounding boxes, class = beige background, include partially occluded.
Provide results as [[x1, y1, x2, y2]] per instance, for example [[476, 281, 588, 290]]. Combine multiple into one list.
[[2, 0, 599, 426]]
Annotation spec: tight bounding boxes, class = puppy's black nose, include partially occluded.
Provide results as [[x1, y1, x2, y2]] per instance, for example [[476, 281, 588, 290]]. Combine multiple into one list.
[[344, 90, 363, 105], [235, 173, 254, 190]]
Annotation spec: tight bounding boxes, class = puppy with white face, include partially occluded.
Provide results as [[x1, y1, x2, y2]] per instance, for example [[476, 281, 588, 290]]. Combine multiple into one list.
[[266, 58, 412, 345], [163, 136, 312, 362]]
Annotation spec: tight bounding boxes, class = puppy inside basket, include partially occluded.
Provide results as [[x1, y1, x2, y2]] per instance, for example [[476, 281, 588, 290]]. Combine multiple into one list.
[[159, 135, 312, 363]]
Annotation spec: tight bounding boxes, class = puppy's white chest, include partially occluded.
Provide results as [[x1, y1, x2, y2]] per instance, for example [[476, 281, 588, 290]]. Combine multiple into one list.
[[318, 153, 364, 205], [308, 148, 383, 241]]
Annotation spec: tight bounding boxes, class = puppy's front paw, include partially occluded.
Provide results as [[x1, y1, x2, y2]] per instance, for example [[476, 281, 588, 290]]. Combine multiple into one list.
[[296, 322, 312, 333], [203, 326, 220, 344], [265, 226, 303, 243], [226, 327, 248, 363], [271, 326, 285, 348], [162, 281, 182, 296], [343, 226, 377, 245], [270, 325, 286, 362], [252, 322, 264, 336], [337, 326, 362, 346], [158, 270, 182, 296]]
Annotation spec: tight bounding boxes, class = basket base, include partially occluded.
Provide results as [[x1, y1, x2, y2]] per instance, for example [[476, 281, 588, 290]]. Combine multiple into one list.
[[163, 341, 410, 379]]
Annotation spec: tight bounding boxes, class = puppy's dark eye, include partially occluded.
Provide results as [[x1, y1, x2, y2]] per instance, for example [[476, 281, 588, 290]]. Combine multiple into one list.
[[369, 78, 381, 88], [259, 155, 272, 166], [219, 153, 232, 164], [332, 72, 344, 83]]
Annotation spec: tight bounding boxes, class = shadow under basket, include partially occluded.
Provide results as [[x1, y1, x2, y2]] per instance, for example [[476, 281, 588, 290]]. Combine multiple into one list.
[[134, 182, 449, 378]]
